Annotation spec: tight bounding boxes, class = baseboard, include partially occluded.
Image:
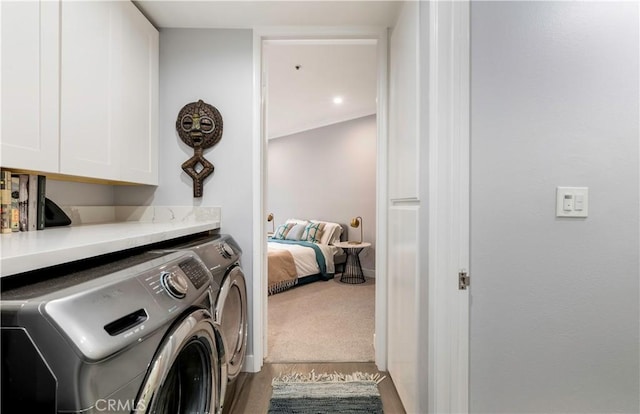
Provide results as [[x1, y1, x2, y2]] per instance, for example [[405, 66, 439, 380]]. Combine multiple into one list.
[[363, 268, 376, 278], [242, 354, 261, 373]]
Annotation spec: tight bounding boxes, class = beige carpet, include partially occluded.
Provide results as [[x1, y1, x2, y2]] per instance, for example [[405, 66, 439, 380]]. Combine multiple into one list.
[[266, 277, 375, 363]]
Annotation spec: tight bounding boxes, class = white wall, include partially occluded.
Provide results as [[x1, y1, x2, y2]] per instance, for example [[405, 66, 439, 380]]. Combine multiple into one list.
[[115, 28, 255, 350], [47, 180, 114, 206], [470, 2, 639, 412], [267, 115, 376, 272]]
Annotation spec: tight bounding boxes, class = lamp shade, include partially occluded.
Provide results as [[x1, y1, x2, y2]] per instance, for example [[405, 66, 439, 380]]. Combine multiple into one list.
[[348, 216, 363, 244], [267, 213, 274, 233]]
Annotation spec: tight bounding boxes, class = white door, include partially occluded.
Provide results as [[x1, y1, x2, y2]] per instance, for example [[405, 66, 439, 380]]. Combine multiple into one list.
[[387, 2, 422, 413], [388, 1, 470, 413]]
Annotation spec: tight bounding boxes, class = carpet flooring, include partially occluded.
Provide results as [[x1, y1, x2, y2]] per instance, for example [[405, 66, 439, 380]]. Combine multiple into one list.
[[266, 277, 375, 362]]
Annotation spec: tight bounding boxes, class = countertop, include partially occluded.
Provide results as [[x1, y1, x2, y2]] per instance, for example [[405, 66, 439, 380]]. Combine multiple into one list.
[[0, 220, 220, 277], [0, 205, 222, 277]]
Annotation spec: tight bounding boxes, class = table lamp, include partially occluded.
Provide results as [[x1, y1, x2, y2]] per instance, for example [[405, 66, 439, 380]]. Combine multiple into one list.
[[349, 216, 363, 244], [267, 213, 274, 233]]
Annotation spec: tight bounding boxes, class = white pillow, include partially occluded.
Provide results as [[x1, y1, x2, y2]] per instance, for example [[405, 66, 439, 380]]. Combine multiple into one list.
[[286, 218, 308, 225], [285, 223, 306, 240], [330, 224, 343, 244], [311, 220, 341, 245]]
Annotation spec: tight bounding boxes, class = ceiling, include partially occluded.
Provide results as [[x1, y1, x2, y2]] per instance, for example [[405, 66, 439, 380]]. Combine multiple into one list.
[[134, 1, 398, 138], [134, 1, 401, 29], [265, 40, 377, 139]]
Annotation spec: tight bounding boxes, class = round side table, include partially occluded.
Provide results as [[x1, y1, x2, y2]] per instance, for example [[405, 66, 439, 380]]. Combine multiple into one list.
[[333, 241, 371, 284]]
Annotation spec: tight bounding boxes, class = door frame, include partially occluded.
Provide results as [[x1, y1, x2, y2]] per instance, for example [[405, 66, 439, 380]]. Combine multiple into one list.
[[249, 26, 389, 373], [424, 1, 470, 412], [248, 4, 471, 411]]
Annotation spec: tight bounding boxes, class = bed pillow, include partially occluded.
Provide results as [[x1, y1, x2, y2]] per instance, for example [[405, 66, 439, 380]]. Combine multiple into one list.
[[272, 223, 293, 239], [286, 218, 308, 225], [311, 220, 342, 245], [331, 224, 344, 243], [302, 222, 324, 243], [285, 223, 306, 240]]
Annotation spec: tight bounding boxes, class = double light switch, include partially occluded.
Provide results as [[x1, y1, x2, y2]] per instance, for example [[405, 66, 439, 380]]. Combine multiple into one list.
[[556, 187, 589, 218]]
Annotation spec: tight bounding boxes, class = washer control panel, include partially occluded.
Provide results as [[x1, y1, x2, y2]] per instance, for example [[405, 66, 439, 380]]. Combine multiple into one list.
[[42, 251, 213, 361], [216, 242, 235, 259], [141, 256, 211, 306], [160, 270, 188, 299], [179, 259, 210, 289]]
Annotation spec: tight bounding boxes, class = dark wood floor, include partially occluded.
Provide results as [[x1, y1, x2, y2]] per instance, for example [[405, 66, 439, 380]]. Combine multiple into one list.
[[225, 362, 406, 414]]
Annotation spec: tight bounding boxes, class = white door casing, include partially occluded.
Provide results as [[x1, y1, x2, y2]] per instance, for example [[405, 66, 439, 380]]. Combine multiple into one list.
[[251, 2, 470, 411], [250, 26, 389, 373], [426, 1, 470, 413]]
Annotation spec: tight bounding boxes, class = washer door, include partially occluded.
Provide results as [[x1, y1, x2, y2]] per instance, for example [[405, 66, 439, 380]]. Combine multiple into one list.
[[134, 309, 224, 414], [216, 265, 248, 381]]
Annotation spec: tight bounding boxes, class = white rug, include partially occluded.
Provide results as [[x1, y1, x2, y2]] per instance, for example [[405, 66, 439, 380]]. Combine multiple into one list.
[[266, 277, 375, 363]]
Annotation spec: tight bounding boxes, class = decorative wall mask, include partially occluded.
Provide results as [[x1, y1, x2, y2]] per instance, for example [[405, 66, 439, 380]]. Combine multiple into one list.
[[176, 99, 223, 197]]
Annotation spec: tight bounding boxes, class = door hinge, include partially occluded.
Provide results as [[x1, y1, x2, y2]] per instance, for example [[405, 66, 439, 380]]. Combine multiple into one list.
[[458, 269, 470, 290]]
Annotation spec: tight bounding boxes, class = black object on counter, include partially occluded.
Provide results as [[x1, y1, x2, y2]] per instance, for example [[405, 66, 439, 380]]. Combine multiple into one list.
[[44, 198, 71, 227]]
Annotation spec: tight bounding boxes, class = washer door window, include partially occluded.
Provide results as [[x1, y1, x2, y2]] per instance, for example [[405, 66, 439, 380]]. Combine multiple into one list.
[[135, 309, 220, 414], [217, 266, 248, 381]]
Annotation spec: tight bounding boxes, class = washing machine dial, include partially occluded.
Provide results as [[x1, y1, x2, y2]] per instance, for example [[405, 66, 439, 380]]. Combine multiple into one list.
[[222, 242, 234, 257], [161, 271, 188, 299]]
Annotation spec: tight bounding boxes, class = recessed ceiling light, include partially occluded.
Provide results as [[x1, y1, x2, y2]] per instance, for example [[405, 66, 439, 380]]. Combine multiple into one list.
[[333, 96, 343, 105]]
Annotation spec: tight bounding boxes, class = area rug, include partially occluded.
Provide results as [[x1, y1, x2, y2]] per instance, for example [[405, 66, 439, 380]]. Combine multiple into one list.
[[268, 371, 385, 413]]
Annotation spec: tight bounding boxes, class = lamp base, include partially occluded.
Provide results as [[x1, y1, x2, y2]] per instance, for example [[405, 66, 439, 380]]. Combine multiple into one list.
[[347, 240, 362, 245]]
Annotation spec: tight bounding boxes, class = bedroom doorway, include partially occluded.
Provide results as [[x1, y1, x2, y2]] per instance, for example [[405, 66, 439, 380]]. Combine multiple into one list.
[[253, 30, 388, 368], [264, 39, 377, 363]]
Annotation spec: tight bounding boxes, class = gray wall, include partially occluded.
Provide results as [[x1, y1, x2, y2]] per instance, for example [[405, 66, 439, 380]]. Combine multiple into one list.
[[470, 2, 639, 413], [47, 179, 114, 206], [115, 28, 255, 347], [267, 115, 377, 273]]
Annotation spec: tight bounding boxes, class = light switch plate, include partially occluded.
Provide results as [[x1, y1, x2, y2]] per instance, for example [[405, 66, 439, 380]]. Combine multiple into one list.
[[556, 187, 588, 217]]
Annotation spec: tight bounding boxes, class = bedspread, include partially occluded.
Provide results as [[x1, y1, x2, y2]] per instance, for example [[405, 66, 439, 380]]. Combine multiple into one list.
[[267, 239, 341, 295], [267, 249, 299, 295]]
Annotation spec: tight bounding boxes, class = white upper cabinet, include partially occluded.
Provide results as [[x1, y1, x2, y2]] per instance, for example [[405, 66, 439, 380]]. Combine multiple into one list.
[[116, 1, 159, 185], [60, 1, 116, 180], [60, 1, 159, 184], [1, 0, 158, 185], [1, 0, 60, 173]]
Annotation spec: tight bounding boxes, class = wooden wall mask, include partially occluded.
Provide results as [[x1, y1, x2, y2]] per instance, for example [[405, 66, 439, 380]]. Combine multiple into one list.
[[176, 99, 223, 197]]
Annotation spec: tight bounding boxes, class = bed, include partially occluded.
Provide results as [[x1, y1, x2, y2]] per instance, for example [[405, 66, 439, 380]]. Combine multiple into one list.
[[267, 219, 346, 295]]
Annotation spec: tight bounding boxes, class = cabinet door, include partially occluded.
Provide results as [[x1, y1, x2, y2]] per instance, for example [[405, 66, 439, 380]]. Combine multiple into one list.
[[1, 0, 59, 173], [60, 0, 119, 181], [114, 1, 159, 185], [60, 1, 158, 184]]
